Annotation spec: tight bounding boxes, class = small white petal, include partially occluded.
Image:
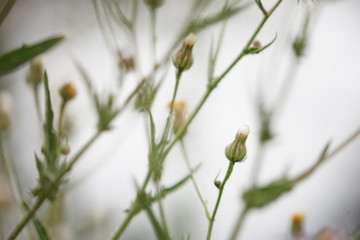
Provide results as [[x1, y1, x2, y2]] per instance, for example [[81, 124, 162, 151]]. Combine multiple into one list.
[[184, 33, 196, 46], [238, 124, 250, 136]]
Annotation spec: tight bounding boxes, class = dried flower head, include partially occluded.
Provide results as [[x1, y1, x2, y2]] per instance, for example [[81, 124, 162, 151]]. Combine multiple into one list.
[[26, 57, 44, 87], [167, 100, 187, 134], [172, 33, 196, 71], [59, 82, 77, 102], [225, 125, 250, 162]]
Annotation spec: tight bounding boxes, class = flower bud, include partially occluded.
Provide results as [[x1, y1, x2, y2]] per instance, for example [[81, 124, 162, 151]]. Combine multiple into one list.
[[118, 51, 135, 71], [26, 57, 44, 87], [61, 143, 70, 155], [225, 125, 249, 162], [144, 0, 164, 9], [172, 33, 196, 71], [0, 91, 12, 131], [214, 179, 221, 189], [167, 100, 187, 134], [252, 40, 262, 49], [59, 82, 77, 102], [291, 212, 304, 237]]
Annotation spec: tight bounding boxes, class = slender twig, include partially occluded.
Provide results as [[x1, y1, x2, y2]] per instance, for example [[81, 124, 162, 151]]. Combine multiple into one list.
[[156, 184, 171, 239], [57, 101, 66, 138], [180, 140, 211, 220], [206, 161, 235, 240], [229, 207, 249, 240]]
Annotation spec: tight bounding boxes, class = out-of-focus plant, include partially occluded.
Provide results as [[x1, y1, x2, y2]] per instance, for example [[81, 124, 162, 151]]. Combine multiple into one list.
[[0, 0, 359, 239]]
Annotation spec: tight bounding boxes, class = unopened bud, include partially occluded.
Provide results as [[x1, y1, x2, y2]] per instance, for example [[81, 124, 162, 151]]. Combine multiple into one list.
[[252, 40, 262, 49], [214, 180, 221, 189], [225, 125, 249, 162], [61, 144, 70, 155], [144, 0, 164, 9], [26, 57, 44, 87], [0, 91, 12, 131], [59, 82, 77, 102], [118, 51, 135, 71], [172, 33, 196, 71]]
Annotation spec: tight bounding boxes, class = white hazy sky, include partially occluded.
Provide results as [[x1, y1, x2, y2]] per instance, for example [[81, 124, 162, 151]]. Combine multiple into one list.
[[1, 0, 360, 239]]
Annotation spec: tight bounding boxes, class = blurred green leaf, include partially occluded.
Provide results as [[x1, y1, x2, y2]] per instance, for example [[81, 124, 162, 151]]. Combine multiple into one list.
[[42, 72, 60, 170], [0, 0, 16, 25], [0, 35, 64, 76], [23, 202, 51, 240], [243, 178, 294, 209]]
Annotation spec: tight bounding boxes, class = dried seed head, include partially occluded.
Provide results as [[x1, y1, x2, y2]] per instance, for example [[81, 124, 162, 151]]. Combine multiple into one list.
[[291, 212, 304, 237], [26, 57, 44, 87], [225, 125, 250, 162], [0, 91, 12, 131], [59, 82, 77, 102], [172, 33, 196, 71]]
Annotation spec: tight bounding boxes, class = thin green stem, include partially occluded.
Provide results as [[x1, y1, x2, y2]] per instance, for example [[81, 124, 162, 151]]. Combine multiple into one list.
[[150, 9, 157, 66], [229, 207, 249, 240], [206, 161, 235, 240], [33, 86, 42, 123], [156, 184, 171, 239], [57, 101, 66, 138], [180, 140, 211, 220], [6, 131, 102, 240]]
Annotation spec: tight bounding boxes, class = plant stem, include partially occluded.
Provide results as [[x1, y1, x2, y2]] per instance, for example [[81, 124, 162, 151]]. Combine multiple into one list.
[[206, 161, 235, 240], [156, 184, 171, 239], [180, 140, 211, 220], [229, 207, 249, 240], [57, 101, 66, 138], [33, 86, 42, 123], [6, 131, 102, 240]]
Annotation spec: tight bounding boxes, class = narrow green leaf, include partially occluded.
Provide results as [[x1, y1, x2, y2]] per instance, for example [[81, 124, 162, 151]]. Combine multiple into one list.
[[243, 178, 294, 209], [23, 202, 51, 240], [0, 0, 16, 25], [42, 71, 59, 169], [0, 35, 64, 76]]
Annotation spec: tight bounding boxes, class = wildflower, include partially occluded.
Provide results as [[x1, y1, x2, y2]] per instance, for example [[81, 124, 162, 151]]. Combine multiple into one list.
[[225, 125, 249, 162], [172, 33, 196, 71], [167, 100, 187, 134], [59, 82, 77, 102], [0, 91, 12, 131], [26, 57, 44, 87]]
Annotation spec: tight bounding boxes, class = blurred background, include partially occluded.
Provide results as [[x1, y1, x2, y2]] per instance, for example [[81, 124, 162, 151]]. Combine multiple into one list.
[[0, 0, 360, 239]]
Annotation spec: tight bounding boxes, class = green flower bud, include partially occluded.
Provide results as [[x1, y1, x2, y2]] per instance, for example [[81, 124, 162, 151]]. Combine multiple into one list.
[[172, 33, 196, 71], [225, 125, 249, 162]]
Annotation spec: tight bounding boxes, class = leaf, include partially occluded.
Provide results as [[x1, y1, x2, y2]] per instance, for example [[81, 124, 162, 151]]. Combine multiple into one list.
[[0, 0, 16, 25], [23, 202, 51, 240], [42, 72, 60, 170], [0, 35, 64, 76], [243, 178, 294, 209]]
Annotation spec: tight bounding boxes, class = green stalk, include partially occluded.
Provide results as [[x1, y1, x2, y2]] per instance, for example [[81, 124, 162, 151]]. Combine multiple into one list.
[[180, 140, 211, 220], [206, 161, 235, 240]]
